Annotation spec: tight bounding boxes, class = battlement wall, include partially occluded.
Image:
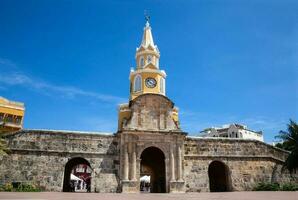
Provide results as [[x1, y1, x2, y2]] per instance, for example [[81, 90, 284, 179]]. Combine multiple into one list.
[[183, 137, 297, 192], [0, 130, 120, 192], [185, 137, 288, 162]]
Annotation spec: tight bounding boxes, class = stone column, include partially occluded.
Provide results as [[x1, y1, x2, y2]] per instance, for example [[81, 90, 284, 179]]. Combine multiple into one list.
[[170, 145, 175, 181], [177, 145, 183, 181], [123, 144, 129, 181], [131, 144, 137, 181], [137, 158, 141, 181]]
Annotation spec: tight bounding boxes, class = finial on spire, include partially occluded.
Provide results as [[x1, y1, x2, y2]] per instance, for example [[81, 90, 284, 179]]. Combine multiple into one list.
[[144, 10, 150, 27]]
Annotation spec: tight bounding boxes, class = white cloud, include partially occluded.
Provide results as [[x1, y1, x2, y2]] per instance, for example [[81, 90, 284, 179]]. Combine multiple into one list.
[[179, 108, 288, 142], [241, 117, 287, 131], [0, 58, 126, 104], [0, 57, 17, 68]]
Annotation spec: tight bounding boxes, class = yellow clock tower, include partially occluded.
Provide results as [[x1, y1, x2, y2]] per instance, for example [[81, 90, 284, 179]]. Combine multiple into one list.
[[118, 19, 179, 131], [129, 19, 166, 100]]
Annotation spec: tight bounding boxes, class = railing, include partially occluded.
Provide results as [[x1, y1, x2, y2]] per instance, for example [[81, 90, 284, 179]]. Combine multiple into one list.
[[0, 121, 22, 128]]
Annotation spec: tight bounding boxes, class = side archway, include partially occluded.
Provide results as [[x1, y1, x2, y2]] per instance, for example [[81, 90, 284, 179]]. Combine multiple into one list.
[[62, 157, 92, 192], [208, 160, 232, 192], [140, 146, 166, 193]]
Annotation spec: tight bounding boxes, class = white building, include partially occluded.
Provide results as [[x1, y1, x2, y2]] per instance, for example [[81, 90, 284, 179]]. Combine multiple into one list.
[[200, 124, 264, 142]]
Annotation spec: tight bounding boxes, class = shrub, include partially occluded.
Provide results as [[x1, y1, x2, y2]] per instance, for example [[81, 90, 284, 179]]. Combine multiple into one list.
[[281, 183, 298, 191], [16, 183, 42, 192], [0, 182, 42, 192], [0, 183, 13, 191], [253, 182, 280, 191], [254, 182, 298, 191]]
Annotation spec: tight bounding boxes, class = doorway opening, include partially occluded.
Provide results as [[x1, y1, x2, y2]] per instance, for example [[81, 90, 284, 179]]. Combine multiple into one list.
[[140, 147, 166, 193], [208, 160, 232, 192], [63, 157, 92, 192]]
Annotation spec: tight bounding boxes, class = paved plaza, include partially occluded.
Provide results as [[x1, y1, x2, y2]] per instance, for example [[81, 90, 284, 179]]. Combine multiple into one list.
[[0, 192, 298, 200]]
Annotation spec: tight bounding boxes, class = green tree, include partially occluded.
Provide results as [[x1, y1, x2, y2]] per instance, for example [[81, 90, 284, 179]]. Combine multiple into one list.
[[275, 119, 298, 173]]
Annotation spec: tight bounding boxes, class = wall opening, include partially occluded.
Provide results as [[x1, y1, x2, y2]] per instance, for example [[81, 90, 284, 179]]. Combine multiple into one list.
[[63, 157, 92, 192], [140, 147, 166, 193], [208, 161, 231, 192]]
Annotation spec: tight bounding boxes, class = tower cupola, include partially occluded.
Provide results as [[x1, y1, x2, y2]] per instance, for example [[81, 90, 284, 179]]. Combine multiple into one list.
[[136, 20, 160, 69]]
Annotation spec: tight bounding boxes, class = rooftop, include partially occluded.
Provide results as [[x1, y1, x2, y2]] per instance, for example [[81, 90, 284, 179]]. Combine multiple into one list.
[[0, 96, 25, 110]]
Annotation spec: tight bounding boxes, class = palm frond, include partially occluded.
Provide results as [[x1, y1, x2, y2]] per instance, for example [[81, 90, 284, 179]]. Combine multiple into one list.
[[278, 119, 298, 173]]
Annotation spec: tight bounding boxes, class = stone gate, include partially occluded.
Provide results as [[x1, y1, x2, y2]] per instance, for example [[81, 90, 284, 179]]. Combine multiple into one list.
[[0, 94, 297, 193]]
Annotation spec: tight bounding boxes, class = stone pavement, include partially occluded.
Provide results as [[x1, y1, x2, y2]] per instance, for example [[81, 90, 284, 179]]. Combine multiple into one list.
[[0, 192, 298, 200]]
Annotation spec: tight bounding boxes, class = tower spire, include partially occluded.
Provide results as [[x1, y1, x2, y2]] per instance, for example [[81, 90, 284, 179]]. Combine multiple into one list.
[[137, 12, 159, 58], [140, 14, 155, 48]]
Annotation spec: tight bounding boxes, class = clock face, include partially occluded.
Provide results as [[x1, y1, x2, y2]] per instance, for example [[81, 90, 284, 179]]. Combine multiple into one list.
[[145, 77, 157, 88]]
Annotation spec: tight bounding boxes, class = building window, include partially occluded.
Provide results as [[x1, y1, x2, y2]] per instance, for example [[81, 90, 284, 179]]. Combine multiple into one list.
[[139, 57, 144, 67], [147, 55, 152, 64], [15, 116, 22, 125], [6, 114, 13, 123], [160, 77, 165, 94], [134, 75, 142, 92]]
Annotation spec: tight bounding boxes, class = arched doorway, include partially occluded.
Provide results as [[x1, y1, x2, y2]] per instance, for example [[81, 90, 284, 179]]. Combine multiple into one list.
[[63, 157, 92, 192], [208, 161, 231, 192], [140, 147, 166, 193]]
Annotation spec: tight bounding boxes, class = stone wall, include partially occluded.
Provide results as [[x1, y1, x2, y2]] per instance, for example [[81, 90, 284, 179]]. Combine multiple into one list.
[[1, 130, 297, 193], [0, 130, 120, 192], [183, 137, 298, 192]]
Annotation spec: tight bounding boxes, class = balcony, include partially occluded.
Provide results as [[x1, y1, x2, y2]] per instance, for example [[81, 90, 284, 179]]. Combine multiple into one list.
[[0, 121, 22, 129]]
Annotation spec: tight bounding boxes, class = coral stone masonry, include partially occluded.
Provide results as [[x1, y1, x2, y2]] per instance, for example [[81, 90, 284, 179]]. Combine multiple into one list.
[[0, 129, 297, 193]]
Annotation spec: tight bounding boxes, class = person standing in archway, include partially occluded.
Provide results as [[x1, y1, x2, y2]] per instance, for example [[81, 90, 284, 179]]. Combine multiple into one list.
[[86, 177, 91, 192]]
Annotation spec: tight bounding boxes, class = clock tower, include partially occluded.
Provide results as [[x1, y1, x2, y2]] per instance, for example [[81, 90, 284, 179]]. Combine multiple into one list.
[[129, 19, 166, 100], [118, 19, 180, 132]]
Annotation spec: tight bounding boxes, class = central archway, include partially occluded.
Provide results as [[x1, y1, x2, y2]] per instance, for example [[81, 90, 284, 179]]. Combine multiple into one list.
[[208, 160, 232, 192], [63, 157, 92, 192], [140, 147, 166, 193]]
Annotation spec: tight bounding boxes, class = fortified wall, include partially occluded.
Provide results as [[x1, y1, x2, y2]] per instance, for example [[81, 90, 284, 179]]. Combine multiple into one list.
[[1, 129, 297, 193], [0, 130, 119, 192], [184, 137, 296, 192]]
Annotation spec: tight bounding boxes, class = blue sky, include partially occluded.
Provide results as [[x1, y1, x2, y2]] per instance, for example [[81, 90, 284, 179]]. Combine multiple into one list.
[[0, 0, 297, 143]]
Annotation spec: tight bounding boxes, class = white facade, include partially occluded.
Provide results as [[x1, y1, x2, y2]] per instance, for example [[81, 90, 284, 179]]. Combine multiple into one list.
[[200, 124, 264, 142]]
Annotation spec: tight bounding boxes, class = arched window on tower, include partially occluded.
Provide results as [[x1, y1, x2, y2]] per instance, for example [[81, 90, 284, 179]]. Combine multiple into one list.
[[139, 57, 144, 68], [134, 75, 142, 92], [147, 55, 152, 64]]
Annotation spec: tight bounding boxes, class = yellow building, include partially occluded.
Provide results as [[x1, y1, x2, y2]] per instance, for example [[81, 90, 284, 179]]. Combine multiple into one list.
[[118, 20, 179, 130], [0, 96, 25, 134]]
